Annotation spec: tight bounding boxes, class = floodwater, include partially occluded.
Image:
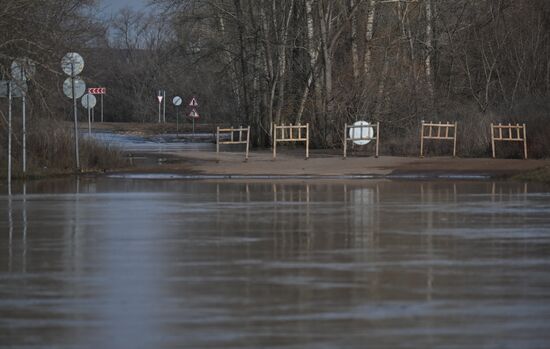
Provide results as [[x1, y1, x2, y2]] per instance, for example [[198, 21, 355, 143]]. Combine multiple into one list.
[[1, 179, 550, 348], [89, 131, 215, 153]]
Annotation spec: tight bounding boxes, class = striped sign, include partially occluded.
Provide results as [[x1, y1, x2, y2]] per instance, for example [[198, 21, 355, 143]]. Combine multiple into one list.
[[88, 87, 106, 95]]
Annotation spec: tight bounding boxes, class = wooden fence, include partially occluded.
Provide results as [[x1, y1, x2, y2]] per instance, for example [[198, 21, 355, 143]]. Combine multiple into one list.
[[343, 122, 380, 159], [420, 121, 458, 157], [216, 126, 251, 161], [272, 123, 309, 159], [490, 123, 528, 159]]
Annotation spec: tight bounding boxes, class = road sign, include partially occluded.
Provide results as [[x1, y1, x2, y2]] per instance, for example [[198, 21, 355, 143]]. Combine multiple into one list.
[[11, 58, 36, 81], [61, 52, 84, 76], [81, 93, 97, 108], [63, 77, 86, 99], [189, 109, 199, 118], [189, 97, 198, 107], [173, 96, 182, 106], [349, 121, 374, 145], [157, 95, 163, 103], [88, 87, 106, 95]]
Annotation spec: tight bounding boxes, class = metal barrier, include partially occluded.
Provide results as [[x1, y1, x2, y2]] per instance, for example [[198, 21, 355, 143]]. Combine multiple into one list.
[[420, 121, 458, 157], [216, 126, 251, 161], [343, 122, 380, 159], [490, 123, 528, 159], [272, 123, 309, 159]]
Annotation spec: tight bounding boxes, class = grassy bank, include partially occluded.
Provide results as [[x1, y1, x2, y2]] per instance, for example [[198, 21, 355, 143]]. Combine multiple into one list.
[[1, 119, 128, 179]]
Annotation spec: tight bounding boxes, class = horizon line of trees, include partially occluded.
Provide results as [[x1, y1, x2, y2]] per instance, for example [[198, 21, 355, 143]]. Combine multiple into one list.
[[1, 0, 550, 158]]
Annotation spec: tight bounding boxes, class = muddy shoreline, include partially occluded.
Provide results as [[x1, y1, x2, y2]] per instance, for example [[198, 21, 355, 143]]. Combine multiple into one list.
[[112, 148, 550, 181]]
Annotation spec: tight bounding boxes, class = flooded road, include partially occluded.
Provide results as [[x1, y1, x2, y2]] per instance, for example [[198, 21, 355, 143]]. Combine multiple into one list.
[[89, 131, 215, 153], [1, 179, 550, 348]]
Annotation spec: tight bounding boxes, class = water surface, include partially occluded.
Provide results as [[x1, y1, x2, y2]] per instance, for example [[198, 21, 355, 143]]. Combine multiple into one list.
[[1, 179, 550, 348]]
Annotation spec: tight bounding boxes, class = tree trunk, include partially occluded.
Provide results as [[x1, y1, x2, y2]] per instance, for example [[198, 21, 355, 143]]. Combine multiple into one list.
[[297, 0, 320, 124], [234, 0, 251, 123], [275, 0, 295, 125], [350, 0, 360, 82], [260, 2, 276, 135], [425, 0, 434, 99], [363, 0, 377, 79], [375, 49, 390, 119]]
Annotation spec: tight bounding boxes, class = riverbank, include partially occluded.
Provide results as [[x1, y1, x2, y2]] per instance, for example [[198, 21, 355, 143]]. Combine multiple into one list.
[[6, 124, 549, 183], [114, 148, 550, 180]]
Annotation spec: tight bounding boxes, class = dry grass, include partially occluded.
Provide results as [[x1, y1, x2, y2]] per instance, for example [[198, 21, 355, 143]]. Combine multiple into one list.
[[1, 118, 127, 178]]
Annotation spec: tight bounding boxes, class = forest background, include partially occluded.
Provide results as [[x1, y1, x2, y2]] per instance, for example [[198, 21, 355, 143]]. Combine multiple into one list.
[[1, 0, 550, 172]]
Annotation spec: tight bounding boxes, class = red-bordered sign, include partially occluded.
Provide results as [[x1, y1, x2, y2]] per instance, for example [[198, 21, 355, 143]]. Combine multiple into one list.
[[189, 109, 199, 118], [88, 87, 106, 95], [189, 97, 198, 107]]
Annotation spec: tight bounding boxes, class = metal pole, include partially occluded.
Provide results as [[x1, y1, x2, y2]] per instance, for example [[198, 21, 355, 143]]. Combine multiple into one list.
[[306, 123, 309, 159], [101, 93, 104, 122], [176, 107, 179, 136], [8, 81, 12, 195], [490, 123, 495, 159], [158, 90, 161, 123], [420, 121, 425, 158], [216, 126, 220, 162], [192, 118, 195, 135], [163, 90, 166, 123], [245, 126, 250, 161], [22, 91, 27, 175], [343, 124, 347, 159], [87, 94, 91, 136], [528, 123, 532, 159], [72, 64, 80, 170]]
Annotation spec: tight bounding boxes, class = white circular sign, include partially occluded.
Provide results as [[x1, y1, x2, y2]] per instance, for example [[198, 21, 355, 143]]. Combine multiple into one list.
[[11, 58, 36, 81], [173, 96, 182, 106], [63, 77, 86, 99], [61, 52, 84, 76], [349, 121, 374, 145], [81, 93, 97, 108]]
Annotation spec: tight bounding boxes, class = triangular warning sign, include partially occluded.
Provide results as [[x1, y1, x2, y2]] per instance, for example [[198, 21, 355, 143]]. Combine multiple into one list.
[[189, 97, 198, 107], [157, 95, 163, 103], [189, 109, 199, 118]]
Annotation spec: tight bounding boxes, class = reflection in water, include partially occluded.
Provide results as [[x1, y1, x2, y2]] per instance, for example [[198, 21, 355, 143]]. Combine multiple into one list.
[[7, 195, 12, 273], [1, 179, 550, 348], [22, 183, 27, 273]]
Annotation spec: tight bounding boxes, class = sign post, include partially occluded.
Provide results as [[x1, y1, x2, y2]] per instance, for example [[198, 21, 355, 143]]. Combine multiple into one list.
[[61, 52, 85, 171], [163, 90, 166, 123], [173, 96, 183, 136], [1, 78, 27, 194], [72, 68, 77, 168], [157, 90, 164, 123], [189, 109, 199, 135], [8, 81, 12, 195], [11, 58, 35, 176], [82, 93, 97, 136], [88, 87, 106, 122], [188, 97, 199, 135]]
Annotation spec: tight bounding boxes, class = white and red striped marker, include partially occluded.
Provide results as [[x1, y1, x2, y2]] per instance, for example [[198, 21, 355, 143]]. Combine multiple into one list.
[[88, 87, 106, 94]]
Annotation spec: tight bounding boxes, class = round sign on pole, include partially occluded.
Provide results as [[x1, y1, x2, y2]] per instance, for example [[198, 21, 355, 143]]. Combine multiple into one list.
[[11, 58, 36, 81], [81, 93, 97, 108], [173, 96, 182, 106], [349, 121, 374, 145], [61, 52, 84, 76], [63, 77, 86, 99]]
